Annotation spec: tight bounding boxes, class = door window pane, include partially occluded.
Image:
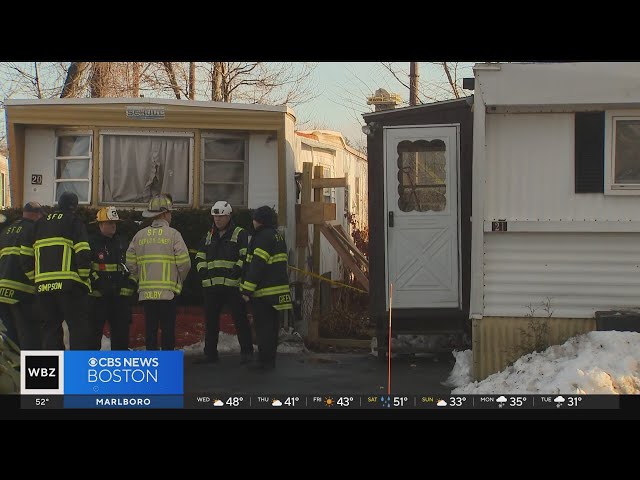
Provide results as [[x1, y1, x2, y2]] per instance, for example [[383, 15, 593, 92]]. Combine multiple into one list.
[[396, 139, 447, 212]]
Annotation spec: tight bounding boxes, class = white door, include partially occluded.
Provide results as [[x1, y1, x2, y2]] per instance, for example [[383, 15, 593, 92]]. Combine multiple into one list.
[[385, 126, 459, 309]]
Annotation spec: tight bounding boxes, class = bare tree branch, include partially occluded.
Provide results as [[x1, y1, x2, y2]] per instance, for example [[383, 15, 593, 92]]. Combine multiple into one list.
[[441, 62, 460, 98], [162, 62, 181, 99]]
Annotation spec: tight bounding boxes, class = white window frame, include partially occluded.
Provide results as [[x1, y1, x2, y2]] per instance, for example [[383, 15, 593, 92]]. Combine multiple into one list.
[[200, 132, 249, 208], [605, 110, 640, 195], [98, 129, 194, 206], [54, 131, 93, 205], [0, 172, 5, 207], [322, 165, 336, 204]]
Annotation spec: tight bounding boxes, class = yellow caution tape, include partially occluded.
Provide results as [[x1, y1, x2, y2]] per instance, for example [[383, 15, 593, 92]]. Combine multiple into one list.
[[288, 265, 368, 294]]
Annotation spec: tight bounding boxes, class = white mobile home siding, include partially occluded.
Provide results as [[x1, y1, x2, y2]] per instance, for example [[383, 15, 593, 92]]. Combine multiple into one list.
[[285, 114, 297, 257], [247, 134, 278, 209], [483, 112, 640, 318], [484, 232, 640, 318], [485, 114, 640, 221], [24, 128, 56, 206]]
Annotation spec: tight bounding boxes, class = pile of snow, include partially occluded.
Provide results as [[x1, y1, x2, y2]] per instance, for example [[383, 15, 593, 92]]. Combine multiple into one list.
[[442, 350, 473, 388], [450, 331, 640, 394]]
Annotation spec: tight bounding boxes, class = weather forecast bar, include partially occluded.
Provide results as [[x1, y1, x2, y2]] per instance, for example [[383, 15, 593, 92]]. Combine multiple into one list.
[[21, 394, 620, 409], [183, 394, 621, 410]]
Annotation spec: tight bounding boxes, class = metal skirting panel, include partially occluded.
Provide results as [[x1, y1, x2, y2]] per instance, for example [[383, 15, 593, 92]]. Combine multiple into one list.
[[472, 316, 596, 382]]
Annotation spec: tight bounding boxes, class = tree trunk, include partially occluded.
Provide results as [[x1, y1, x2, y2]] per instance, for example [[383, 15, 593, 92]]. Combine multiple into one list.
[[212, 62, 224, 102], [60, 62, 87, 98], [132, 62, 140, 97], [163, 62, 181, 99], [90, 62, 110, 97], [188, 62, 196, 100]]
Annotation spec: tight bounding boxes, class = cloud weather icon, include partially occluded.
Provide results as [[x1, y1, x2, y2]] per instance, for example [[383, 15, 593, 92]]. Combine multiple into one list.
[[213, 399, 224, 407], [272, 399, 283, 407], [496, 396, 507, 403], [436, 399, 447, 407], [554, 396, 565, 403]]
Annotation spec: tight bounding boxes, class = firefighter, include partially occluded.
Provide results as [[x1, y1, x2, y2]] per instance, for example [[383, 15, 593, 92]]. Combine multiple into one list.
[[126, 194, 191, 351], [29, 192, 91, 350], [88, 206, 136, 350], [0, 203, 44, 349], [239, 206, 292, 371], [194, 201, 253, 364]]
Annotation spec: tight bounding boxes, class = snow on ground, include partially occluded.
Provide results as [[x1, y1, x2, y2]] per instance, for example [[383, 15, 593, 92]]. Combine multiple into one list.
[[175, 329, 305, 356], [448, 331, 640, 394], [99, 327, 305, 355]]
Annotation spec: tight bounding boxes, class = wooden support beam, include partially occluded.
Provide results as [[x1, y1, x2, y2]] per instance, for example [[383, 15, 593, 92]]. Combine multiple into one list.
[[319, 224, 369, 292], [330, 223, 369, 268], [312, 165, 323, 277], [311, 177, 348, 189], [296, 203, 336, 225]]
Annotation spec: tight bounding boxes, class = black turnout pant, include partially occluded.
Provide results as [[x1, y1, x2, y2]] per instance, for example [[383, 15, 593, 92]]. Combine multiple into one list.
[[38, 289, 89, 350], [142, 299, 177, 351], [203, 287, 253, 358], [89, 295, 132, 350], [9, 301, 43, 350], [250, 298, 280, 367]]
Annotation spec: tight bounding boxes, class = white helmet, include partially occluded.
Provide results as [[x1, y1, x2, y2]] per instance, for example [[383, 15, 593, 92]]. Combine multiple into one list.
[[211, 201, 232, 216]]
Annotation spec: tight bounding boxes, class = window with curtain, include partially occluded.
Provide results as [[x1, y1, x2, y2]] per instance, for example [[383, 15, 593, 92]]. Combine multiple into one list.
[[201, 134, 247, 207], [55, 135, 92, 204], [101, 134, 191, 204]]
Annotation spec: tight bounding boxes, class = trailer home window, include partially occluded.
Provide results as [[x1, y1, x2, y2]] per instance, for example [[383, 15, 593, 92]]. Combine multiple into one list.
[[201, 134, 247, 207], [55, 134, 92, 204], [100, 133, 192, 205], [609, 117, 640, 191], [397, 139, 447, 212]]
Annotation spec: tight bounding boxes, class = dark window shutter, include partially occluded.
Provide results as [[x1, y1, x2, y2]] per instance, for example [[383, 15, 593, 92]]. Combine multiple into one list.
[[575, 111, 604, 193]]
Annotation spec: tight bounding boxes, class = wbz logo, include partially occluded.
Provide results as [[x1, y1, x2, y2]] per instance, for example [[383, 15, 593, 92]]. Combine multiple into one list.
[[20, 351, 65, 395]]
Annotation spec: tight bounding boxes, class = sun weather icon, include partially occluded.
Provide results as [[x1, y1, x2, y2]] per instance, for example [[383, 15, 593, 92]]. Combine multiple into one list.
[[380, 396, 391, 408]]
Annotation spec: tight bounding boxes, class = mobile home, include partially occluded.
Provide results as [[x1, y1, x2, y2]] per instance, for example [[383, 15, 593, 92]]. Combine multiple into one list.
[[365, 62, 640, 379]]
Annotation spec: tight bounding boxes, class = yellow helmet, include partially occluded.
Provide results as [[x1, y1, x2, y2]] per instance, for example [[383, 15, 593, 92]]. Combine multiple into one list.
[[93, 206, 121, 223], [142, 194, 174, 218]]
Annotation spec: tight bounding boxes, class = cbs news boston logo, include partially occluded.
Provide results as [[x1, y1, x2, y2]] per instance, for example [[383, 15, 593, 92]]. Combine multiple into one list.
[[21, 351, 183, 397]]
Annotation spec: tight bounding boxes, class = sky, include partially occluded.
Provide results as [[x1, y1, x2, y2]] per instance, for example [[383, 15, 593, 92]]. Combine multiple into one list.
[[294, 62, 476, 148], [0, 62, 476, 152]]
